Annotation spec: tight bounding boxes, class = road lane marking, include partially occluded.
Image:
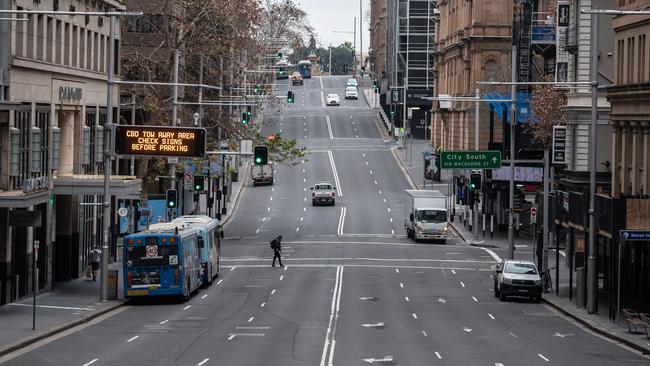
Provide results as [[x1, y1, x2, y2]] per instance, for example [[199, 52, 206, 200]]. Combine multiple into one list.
[[328, 151, 342, 196], [383, 198, 387, 203], [183, 305, 191, 310], [412, 313, 418, 319], [509, 331, 518, 338], [378, 190, 382, 194], [460, 281, 466, 288], [320, 266, 344, 366], [395, 268, 399, 273], [7, 303, 95, 311], [126, 335, 139, 343], [320, 77, 324, 89], [217, 279, 223, 285], [481, 248, 502, 262], [300, 217, 304, 222], [271, 289, 276, 295], [237, 326, 269, 330], [248, 317, 254, 323], [280, 275, 284, 281], [160, 320, 169, 324], [374, 180, 378, 185], [260, 302, 266, 307], [472, 296, 478, 302], [326, 115, 334, 139], [422, 330, 428, 337], [489, 313, 495, 320], [197, 358, 210, 366], [337, 207, 347, 236], [230, 266, 237, 272], [296, 227, 300, 232], [434, 352, 442, 359], [451, 269, 456, 274], [400, 283, 404, 288], [321, 91, 325, 108], [538, 354, 550, 362], [82, 359, 98, 366], [404, 296, 410, 302], [268, 207, 271, 211], [201, 294, 208, 299], [284, 265, 288, 271]]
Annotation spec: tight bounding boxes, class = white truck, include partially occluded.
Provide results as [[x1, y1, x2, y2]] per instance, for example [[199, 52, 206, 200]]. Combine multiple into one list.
[[404, 190, 449, 243], [251, 162, 274, 185]]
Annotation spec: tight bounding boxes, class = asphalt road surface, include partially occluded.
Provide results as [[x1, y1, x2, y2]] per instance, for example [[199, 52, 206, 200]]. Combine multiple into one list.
[[2, 76, 648, 366]]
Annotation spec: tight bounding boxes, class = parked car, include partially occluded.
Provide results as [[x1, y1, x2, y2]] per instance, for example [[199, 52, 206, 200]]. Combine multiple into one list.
[[291, 72, 303, 86], [345, 86, 358, 100], [326, 94, 340, 106], [311, 182, 336, 206], [346, 78, 358, 88], [493, 260, 543, 302]]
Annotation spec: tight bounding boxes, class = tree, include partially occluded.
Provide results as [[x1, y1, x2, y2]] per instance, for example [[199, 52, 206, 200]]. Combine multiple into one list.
[[526, 75, 568, 147], [308, 35, 317, 52]]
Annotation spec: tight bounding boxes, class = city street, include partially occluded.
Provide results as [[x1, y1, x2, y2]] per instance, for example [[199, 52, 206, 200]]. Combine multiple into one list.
[[1, 76, 647, 366]]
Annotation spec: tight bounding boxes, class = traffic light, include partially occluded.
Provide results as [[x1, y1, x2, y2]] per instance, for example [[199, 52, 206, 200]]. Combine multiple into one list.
[[470, 173, 482, 190], [277, 52, 282, 60], [343, 64, 348, 73], [287, 90, 294, 103], [241, 112, 249, 125], [360, 66, 365, 76], [194, 175, 205, 192], [254, 84, 261, 94], [166, 189, 178, 209], [373, 80, 379, 92], [247, 106, 252, 117], [253, 146, 268, 165]]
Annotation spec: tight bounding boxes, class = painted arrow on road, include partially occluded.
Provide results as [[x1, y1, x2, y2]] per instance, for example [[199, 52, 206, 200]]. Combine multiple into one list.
[[463, 327, 473, 333], [553, 332, 574, 338], [363, 356, 394, 364], [361, 322, 385, 329]]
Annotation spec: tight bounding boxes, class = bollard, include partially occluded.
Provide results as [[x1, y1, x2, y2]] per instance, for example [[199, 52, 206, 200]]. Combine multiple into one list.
[[515, 213, 520, 237], [490, 215, 494, 238], [469, 208, 473, 232], [483, 213, 486, 237]]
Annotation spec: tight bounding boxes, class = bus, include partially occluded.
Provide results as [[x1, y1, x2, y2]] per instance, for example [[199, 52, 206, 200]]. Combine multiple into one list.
[[123, 223, 202, 301], [276, 60, 289, 80], [297, 60, 312, 79], [172, 215, 222, 287]]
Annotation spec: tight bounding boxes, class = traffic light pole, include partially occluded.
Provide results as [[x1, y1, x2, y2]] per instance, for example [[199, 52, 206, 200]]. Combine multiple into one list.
[[169, 48, 180, 221]]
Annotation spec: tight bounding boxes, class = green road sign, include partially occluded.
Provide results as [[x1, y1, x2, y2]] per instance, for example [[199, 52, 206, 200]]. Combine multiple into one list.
[[440, 150, 502, 169]]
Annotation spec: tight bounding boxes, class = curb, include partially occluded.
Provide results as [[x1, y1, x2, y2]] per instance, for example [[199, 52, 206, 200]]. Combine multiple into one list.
[[542, 298, 650, 355], [221, 161, 250, 227], [390, 147, 418, 190], [0, 301, 123, 358], [448, 222, 468, 244]]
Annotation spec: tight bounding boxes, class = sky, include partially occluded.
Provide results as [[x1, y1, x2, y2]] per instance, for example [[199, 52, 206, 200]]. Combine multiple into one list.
[[297, 0, 371, 53]]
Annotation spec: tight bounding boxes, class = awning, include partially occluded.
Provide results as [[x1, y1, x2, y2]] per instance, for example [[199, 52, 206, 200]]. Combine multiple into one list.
[[0, 190, 49, 208], [54, 174, 142, 199], [486, 92, 530, 124]]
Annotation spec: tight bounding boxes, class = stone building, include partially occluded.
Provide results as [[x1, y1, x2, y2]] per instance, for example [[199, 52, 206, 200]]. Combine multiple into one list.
[[369, 0, 387, 84], [0, 0, 140, 305]]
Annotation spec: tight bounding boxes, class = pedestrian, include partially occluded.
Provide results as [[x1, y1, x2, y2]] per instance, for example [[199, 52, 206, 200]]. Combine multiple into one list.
[[270, 235, 283, 267], [89, 246, 101, 281]]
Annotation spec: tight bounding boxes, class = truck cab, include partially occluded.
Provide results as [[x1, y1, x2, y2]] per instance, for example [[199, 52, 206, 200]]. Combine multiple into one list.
[[404, 190, 449, 243]]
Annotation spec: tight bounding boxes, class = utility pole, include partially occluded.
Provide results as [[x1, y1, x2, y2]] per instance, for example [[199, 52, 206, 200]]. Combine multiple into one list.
[[360, 0, 363, 86], [329, 43, 332, 75], [198, 55, 204, 127], [353, 17, 357, 70], [587, 11, 599, 314], [169, 48, 180, 221], [130, 93, 136, 176], [474, 87, 480, 241], [508, 44, 517, 260]]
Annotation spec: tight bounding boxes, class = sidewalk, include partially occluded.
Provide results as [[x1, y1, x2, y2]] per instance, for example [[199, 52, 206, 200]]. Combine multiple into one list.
[[0, 164, 250, 357], [392, 141, 650, 355]]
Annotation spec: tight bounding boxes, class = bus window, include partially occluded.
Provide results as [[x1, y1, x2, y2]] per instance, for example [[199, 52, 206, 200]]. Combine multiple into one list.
[[198, 236, 205, 250]]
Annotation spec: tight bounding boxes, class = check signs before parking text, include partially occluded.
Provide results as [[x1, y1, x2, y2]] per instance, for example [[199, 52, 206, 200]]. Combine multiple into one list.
[[114, 126, 207, 158]]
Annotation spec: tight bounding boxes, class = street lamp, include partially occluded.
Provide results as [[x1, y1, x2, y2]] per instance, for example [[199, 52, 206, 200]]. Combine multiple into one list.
[[581, 7, 650, 315]]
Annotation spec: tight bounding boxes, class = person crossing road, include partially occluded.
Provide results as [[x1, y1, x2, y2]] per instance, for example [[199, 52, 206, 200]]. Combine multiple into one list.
[[270, 235, 283, 267]]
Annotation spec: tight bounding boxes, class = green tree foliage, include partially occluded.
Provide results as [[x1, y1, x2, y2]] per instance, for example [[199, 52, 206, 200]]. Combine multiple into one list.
[[315, 42, 354, 75]]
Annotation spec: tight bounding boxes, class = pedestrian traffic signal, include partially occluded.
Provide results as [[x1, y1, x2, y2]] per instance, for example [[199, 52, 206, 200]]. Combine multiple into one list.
[[287, 91, 294, 103], [470, 173, 481, 190], [241, 112, 249, 125], [253, 146, 268, 165], [193, 175, 205, 192], [166, 189, 178, 209]]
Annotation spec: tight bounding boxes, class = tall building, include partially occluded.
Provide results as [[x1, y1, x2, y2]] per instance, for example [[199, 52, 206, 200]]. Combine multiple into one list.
[[369, 0, 387, 85], [384, 0, 437, 138], [0, 0, 140, 305]]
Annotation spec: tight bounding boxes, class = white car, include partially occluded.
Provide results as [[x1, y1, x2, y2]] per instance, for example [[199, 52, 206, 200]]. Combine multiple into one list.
[[345, 86, 358, 99], [326, 94, 340, 106], [493, 260, 543, 302], [346, 78, 358, 88]]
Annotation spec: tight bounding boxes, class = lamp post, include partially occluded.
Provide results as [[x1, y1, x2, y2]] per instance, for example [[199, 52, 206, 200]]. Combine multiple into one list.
[[580, 7, 650, 315]]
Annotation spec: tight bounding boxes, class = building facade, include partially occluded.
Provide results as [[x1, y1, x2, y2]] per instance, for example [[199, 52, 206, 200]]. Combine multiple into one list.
[[0, 0, 140, 305], [369, 0, 387, 84]]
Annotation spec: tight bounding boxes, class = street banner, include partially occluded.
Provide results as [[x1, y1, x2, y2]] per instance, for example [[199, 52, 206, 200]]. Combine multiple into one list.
[[424, 153, 441, 182]]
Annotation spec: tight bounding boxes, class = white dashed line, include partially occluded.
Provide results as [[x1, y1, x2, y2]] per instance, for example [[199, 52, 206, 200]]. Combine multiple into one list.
[[284, 265, 288, 271], [201, 294, 208, 299], [488, 313, 495, 320], [369, 170, 373, 175], [391, 229, 394, 235], [378, 190, 382, 194], [383, 198, 387, 203], [280, 275, 284, 281], [395, 268, 399, 273], [434, 352, 442, 360], [460, 281, 466, 288], [451, 270, 456, 274], [160, 320, 169, 324], [217, 279, 223, 285], [404, 296, 410, 302], [421, 330, 428, 337], [227, 334, 236, 341], [271, 289, 276, 295], [509, 331, 518, 338], [472, 296, 478, 302], [374, 180, 378, 185], [300, 217, 304, 222], [412, 313, 418, 319], [260, 302, 266, 307], [387, 208, 391, 212], [248, 317, 254, 323], [197, 358, 210, 366], [538, 354, 550, 362], [400, 283, 404, 288], [230, 267, 237, 272], [82, 359, 98, 366], [268, 207, 271, 212], [296, 227, 300, 232], [126, 335, 139, 343], [183, 305, 191, 310]]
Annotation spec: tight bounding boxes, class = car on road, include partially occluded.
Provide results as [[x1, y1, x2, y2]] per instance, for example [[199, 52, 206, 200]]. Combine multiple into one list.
[[346, 78, 358, 88], [291, 72, 303, 86], [344, 86, 358, 100], [326, 94, 340, 106], [311, 182, 336, 206], [493, 260, 543, 302]]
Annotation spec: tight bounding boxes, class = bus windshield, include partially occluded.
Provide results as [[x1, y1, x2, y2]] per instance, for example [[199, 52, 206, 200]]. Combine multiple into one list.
[[125, 243, 179, 268]]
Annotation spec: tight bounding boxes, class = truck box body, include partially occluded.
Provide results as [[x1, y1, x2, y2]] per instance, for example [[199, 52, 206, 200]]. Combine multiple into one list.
[[252, 163, 274, 185], [404, 190, 449, 242]]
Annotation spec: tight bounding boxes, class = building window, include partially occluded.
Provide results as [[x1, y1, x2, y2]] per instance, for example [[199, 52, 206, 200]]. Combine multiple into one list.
[[639, 34, 646, 83], [13, 109, 30, 190], [56, 20, 63, 65], [46, 16, 53, 63], [627, 37, 635, 84], [86, 29, 92, 70], [36, 108, 49, 177], [617, 39, 624, 84], [64, 22, 70, 66], [72, 25, 78, 68]]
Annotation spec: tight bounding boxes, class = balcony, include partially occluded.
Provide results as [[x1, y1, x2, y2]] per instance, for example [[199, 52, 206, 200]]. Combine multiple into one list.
[[531, 12, 555, 45]]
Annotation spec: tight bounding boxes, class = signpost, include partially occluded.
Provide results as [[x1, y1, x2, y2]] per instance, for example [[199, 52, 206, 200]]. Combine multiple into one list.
[[552, 126, 567, 165], [440, 150, 502, 169], [620, 230, 650, 241], [114, 126, 207, 157], [530, 205, 538, 224]]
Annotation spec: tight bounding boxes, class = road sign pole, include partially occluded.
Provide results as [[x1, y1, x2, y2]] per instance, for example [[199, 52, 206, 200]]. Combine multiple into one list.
[[32, 240, 38, 330]]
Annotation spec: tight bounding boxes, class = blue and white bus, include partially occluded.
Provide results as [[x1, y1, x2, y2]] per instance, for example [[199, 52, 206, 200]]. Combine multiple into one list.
[[297, 60, 312, 79], [172, 215, 222, 287], [123, 223, 202, 301]]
